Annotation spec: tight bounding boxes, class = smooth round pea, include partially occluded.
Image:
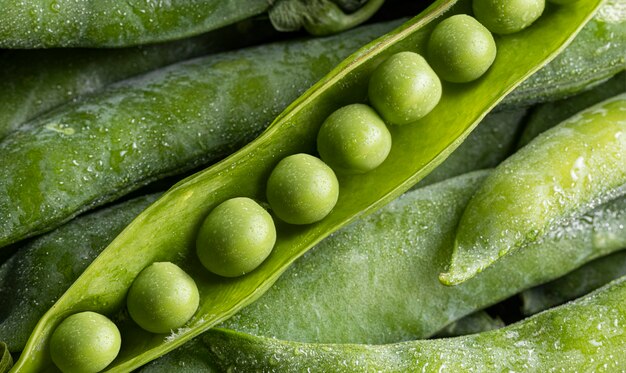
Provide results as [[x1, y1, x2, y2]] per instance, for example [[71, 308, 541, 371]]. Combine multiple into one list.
[[317, 104, 392, 174], [196, 197, 276, 277], [427, 15, 497, 83], [50, 312, 121, 373], [473, 0, 545, 35], [266, 154, 339, 225], [127, 262, 199, 334], [368, 51, 442, 125]]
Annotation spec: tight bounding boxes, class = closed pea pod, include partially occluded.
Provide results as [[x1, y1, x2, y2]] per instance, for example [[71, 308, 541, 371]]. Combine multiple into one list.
[[201, 275, 626, 372], [441, 94, 626, 285], [0, 21, 276, 141], [13, 1, 604, 371], [0, 0, 383, 48]]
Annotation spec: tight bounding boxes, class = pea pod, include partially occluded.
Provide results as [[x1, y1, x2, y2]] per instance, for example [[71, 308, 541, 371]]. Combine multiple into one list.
[[0, 5, 616, 253], [521, 250, 626, 315], [201, 275, 626, 372], [0, 0, 383, 48], [441, 94, 626, 285], [0, 21, 398, 251], [0, 20, 276, 141], [14, 1, 604, 371]]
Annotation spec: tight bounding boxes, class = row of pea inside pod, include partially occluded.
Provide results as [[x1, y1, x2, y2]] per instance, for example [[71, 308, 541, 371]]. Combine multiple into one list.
[[47, 2, 548, 371]]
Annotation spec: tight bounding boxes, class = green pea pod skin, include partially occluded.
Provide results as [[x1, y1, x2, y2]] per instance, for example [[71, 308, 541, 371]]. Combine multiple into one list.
[[14, 1, 604, 371], [521, 250, 626, 315], [0, 20, 276, 141], [0, 343, 12, 373], [0, 195, 158, 353], [0, 0, 270, 48], [518, 71, 626, 147], [441, 94, 626, 285], [202, 276, 626, 372], [0, 21, 397, 251], [502, 0, 626, 108]]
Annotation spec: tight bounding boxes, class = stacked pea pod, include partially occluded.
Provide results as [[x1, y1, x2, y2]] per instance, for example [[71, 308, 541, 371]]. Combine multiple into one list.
[[1, 0, 625, 371]]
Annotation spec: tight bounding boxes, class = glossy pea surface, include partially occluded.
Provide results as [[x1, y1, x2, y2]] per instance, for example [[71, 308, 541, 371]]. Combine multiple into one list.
[[427, 14, 496, 83], [267, 154, 339, 225], [473, 0, 545, 35], [441, 94, 626, 285], [196, 197, 276, 277], [50, 312, 121, 373], [368, 51, 442, 125], [127, 262, 199, 334], [317, 104, 392, 174]]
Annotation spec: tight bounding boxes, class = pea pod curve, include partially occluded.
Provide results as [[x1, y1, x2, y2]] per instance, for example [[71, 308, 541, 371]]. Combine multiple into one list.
[[440, 93, 626, 285], [200, 275, 626, 372], [13, 0, 604, 371]]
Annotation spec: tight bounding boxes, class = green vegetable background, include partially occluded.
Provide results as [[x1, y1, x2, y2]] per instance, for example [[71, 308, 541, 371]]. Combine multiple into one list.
[[0, 0, 624, 372]]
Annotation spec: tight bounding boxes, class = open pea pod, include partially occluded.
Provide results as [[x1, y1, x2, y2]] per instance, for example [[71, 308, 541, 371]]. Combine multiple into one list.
[[14, 0, 604, 371]]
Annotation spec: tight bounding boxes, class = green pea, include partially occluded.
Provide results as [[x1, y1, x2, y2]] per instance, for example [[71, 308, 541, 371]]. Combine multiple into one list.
[[427, 14, 497, 83], [266, 154, 339, 225], [196, 197, 276, 277], [368, 51, 442, 125], [317, 104, 392, 174], [50, 312, 121, 373], [473, 0, 545, 35], [127, 262, 199, 334]]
